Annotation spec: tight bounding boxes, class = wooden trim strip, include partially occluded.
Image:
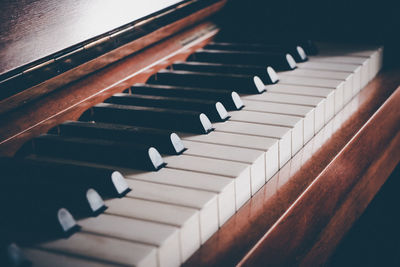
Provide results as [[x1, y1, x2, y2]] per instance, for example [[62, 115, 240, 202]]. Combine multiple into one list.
[[239, 86, 400, 266], [0, 0, 226, 114], [183, 69, 400, 267]]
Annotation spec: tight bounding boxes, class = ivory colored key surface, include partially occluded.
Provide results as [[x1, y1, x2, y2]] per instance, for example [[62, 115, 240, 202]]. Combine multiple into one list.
[[241, 99, 315, 143], [183, 140, 266, 194], [297, 61, 361, 96], [36, 232, 158, 267], [278, 69, 354, 105], [105, 197, 201, 262], [164, 154, 251, 209], [309, 55, 369, 88], [229, 110, 303, 155], [121, 168, 235, 225], [241, 92, 325, 133], [23, 248, 119, 267], [316, 43, 383, 79], [277, 76, 344, 113], [265, 83, 335, 122], [79, 214, 180, 267], [182, 131, 279, 180], [215, 120, 291, 168], [125, 179, 219, 243]]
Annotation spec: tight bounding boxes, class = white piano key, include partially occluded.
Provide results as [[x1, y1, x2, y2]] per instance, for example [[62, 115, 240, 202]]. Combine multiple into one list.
[[215, 120, 291, 168], [298, 61, 361, 95], [278, 68, 354, 105], [120, 167, 235, 226], [241, 99, 314, 144], [266, 84, 335, 122], [182, 131, 279, 180], [105, 197, 200, 262], [277, 76, 344, 113], [36, 232, 158, 267], [183, 140, 266, 194], [125, 179, 219, 243], [316, 44, 382, 80], [309, 55, 369, 88], [242, 92, 325, 133], [23, 248, 118, 267], [164, 154, 251, 210], [80, 214, 180, 267], [229, 110, 303, 155]]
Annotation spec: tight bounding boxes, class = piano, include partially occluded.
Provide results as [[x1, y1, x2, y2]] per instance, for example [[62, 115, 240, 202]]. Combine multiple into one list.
[[0, 0, 399, 266]]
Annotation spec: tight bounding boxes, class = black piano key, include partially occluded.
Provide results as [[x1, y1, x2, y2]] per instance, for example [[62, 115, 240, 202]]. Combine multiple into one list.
[[2, 181, 105, 218], [30, 134, 165, 171], [129, 83, 244, 110], [0, 193, 80, 240], [53, 121, 186, 155], [148, 69, 266, 94], [0, 156, 130, 198], [170, 61, 279, 84], [205, 41, 308, 62], [299, 39, 319, 55], [0, 242, 31, 267], [105, 93, 230, 122], [82, 103, 214, 134], [188, 49, 297, 71]]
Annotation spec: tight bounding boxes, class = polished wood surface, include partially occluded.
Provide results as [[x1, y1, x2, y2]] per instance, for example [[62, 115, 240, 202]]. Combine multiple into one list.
[[242, 86, 400, 266], [0, 6, 398, 264], [183, 70, 400, 266], [0, 0, 226, 114], [0, 21, 220, 156], [0, 0, 184, 77]]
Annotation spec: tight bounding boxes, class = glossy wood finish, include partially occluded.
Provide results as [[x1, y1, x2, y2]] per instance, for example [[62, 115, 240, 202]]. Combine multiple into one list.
[[0, 0, 226, 114], [183, 69, 400, 266], [0, 7, 398, 264], [0, 21, 220, 156], [0, 0, 184, 76]]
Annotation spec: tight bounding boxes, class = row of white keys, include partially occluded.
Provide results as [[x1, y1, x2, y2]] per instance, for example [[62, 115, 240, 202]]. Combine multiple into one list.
[[241, 93, 326, 134], [309, 56, 369, 88], [121, 167, 234, 226], [315, 42, 383, 80], [214, 120, 292, 168], [27, 174, 217, 267], [30, 232, 159, 267], [275, 75, 345, 114], [278, 68, 354, 105], [240, 99, 315, 143], [228, 110, 303, 156], [265, 83, 335, 122], [297, 61, 362, 96], [181, 140, 266, 196], [182, 131, 279, 181], [21, 46, 383, 267]]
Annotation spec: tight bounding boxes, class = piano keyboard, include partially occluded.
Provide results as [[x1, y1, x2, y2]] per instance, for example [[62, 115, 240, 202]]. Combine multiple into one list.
[[1, 40, 383, 267]]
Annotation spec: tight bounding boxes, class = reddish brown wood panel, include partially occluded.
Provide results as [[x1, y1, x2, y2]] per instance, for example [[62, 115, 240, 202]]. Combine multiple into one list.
[[0, 0, 226, 115], [183, 69, 400, 266], [240, 86, 400, 266], [0, 21, 220, 156]]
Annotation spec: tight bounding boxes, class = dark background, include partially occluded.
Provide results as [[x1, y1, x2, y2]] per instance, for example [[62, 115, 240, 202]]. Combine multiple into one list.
[[218, 0, 400, 68]]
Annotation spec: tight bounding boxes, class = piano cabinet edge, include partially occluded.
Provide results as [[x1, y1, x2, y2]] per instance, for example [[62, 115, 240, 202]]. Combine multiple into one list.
[[242, 87, 400, 266], [0, 21, 220, 156], [183, 72, 400, 267]]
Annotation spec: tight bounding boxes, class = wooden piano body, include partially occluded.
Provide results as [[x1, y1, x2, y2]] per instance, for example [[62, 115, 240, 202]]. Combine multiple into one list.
[[0, 0, 399, 266]]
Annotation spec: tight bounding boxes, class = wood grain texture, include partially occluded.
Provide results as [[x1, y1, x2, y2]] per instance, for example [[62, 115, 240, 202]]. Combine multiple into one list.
[[0, 0, 226, 114], [0, 21, 219, 156], [240, 87, 400, 266], [183, 69, 400, 266], [0, 0, 185, 77]]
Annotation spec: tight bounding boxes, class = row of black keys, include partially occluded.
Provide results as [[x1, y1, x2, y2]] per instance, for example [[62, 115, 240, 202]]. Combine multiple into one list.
[[16, 42, 308, 172], [1, 41, 311, 256]]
